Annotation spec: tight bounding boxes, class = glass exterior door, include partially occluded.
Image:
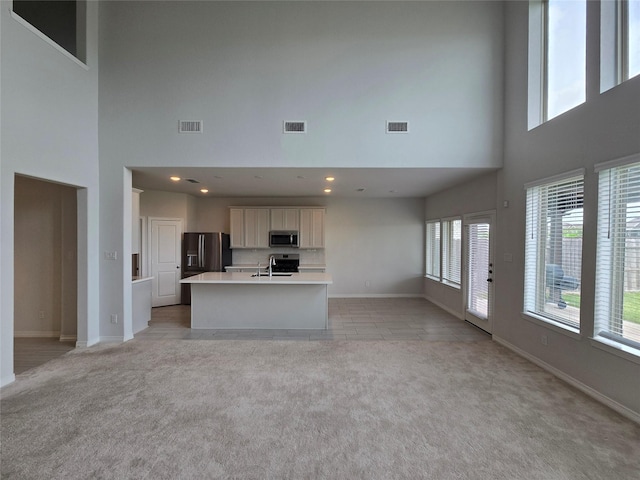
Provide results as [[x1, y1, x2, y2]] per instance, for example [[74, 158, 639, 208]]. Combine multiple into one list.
[[464, 213, 494, 333]]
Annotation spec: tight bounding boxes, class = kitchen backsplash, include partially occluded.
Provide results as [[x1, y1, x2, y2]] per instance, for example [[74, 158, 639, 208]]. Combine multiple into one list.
[[232, 248, 325, 266]]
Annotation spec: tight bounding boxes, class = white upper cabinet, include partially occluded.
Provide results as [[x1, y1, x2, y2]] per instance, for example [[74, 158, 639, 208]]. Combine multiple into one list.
[[231, 206, 324, 249], [244, 208, 270, 248], [229, 208, 245, 248], [270, 208, 299, 231], [230, 208, 270, 248], [299, 208, 325, 249]]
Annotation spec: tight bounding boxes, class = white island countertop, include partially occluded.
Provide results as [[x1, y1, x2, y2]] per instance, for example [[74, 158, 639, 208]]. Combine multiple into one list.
[[184, 271, 332, 329], [181, 271, 332, 285]]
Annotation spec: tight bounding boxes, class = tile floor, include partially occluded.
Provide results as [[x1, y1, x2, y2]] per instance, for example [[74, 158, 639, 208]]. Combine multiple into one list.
[[136, 297, 491, 342], [12, 299, 490, 374], [13, 338, 76, 374]]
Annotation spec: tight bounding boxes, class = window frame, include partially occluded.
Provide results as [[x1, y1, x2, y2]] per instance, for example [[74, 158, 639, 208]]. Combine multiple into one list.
[[528, 0, 587, 128], [441, 217, 462, 288], [601, 0, 640, 92], [593, 154, 640, 362], [425, 219, 441, 281], [523, 169, 585, 334], [425, 217, 462, 290], [10, 0, 87, 66]]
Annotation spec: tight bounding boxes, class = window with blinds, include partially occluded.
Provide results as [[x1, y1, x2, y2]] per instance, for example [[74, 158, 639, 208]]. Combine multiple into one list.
[[425, 218, 461, 288], [595, 159, 640, 352], [442, 218, 462, 287], [425, 220, 440, 279], [524, 172, 584, 329]]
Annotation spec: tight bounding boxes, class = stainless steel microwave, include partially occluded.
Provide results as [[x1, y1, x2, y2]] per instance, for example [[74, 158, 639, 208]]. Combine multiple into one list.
[[269, 230, 299, 248]]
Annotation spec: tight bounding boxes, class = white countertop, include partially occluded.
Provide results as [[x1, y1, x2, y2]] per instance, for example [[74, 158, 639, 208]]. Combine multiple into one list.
[[226, 264, 326, 270], [181, 271, 332, 285]]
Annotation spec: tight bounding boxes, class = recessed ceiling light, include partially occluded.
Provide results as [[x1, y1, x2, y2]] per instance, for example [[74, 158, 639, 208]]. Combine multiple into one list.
[[325, 176, 335, 182], [170, 176, 181, 181], [323, 188, 332, 193], [254, 175, 263, 179], [356, 188, 366, 192], [200, 188, 209, 193]]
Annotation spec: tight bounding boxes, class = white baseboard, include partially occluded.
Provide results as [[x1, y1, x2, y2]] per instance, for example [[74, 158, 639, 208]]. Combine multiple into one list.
[[329, 294, 424, 299], [1, 374, 16, 388], [494, 335, 640, 425], [75, 336, 113, 348], [424, 295, 464, 320], [14, 331, 60, 338], [75, 337, 100, 348], [99, 336, 125, 343], [59, 335, 77, 342]]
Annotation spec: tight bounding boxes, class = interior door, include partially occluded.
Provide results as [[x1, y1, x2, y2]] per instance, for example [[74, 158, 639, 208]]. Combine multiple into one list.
[[464, 212, 495, 334], [150, 218, 182, 307]]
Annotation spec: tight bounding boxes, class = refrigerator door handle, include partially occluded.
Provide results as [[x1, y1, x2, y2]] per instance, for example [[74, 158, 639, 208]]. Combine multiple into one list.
[[199, 234, 205, 269], [203, 234, 207, 269]]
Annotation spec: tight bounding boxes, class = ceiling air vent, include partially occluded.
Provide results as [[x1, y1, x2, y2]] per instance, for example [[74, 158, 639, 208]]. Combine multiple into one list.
[[185, 178, 200, 184], [386, 121, 409, 134], [179, 120, 203, 134], [283, 121, 307, 134]]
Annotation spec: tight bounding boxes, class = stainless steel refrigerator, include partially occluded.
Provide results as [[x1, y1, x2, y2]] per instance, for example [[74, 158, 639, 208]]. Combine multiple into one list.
[[181, 232, 232, 304]]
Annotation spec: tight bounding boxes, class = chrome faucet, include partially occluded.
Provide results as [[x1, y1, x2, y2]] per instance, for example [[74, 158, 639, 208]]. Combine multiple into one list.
[[268, 255, 276, 277]]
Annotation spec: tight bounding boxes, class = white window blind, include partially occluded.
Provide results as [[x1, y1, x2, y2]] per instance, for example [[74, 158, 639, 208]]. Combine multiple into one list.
[[595, 162, 640, 350], [467, 223, 490, 318], [442, 218, 462, 287], [525, 174, 584, 329], [426, 221, 440, 279]]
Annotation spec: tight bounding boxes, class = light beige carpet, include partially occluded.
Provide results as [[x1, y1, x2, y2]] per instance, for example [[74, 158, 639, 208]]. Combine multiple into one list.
[[1, 339, 639, 479]]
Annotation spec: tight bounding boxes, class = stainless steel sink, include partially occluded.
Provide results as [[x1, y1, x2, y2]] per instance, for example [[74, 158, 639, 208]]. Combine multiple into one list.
[[251, 273, 293, 277]]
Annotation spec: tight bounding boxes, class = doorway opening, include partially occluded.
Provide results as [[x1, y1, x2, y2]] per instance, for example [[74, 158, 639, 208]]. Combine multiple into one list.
[[13, 175, 78, 373]]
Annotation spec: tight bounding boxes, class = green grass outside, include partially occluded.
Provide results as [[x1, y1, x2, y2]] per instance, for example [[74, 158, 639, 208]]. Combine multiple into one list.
[[562, 292, 640, 325]]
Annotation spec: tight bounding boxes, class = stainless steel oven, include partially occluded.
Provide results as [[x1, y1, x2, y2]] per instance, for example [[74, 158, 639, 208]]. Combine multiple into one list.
[[271, 254, 299, 272]]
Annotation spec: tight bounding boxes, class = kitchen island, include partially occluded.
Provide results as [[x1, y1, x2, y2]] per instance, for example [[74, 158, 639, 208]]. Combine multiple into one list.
[[180, 272, 333, 329]]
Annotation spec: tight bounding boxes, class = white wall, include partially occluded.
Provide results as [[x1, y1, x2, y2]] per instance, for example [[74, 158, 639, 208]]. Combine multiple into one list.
[[99, 1, 504, 335], [0, 3, 100, 385], [424, 172, 498, 316], [139, 190, 197, 230], [142, 191, 425, 296], [99, 1, 503, 171], [493, 3, 640, 417], [325, 197, 424, 296]]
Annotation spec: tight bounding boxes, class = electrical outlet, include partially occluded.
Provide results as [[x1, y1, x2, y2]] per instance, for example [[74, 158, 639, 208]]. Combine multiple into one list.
[[104, 251, 118, 260], [365, 280, 371, 288], [541, 335, 548, 346], [110, 314, 118, 324]]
